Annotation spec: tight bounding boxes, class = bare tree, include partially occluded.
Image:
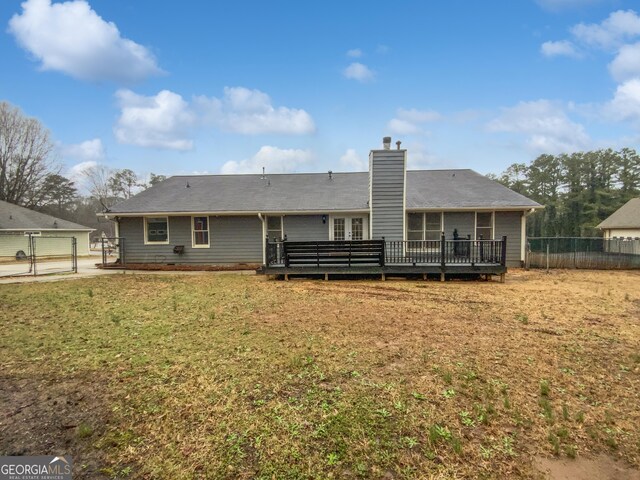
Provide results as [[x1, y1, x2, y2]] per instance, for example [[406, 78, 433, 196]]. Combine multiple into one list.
[[0, 101, 58, 206], [82, 164, 117, 211], [109, 168, 142, 199]]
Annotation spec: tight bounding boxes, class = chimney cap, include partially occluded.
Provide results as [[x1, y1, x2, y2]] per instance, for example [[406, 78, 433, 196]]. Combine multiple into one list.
[[383, 136, 391, 150]]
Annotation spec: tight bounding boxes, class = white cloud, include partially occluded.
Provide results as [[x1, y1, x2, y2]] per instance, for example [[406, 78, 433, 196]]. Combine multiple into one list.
[[220, 146, 313, 174], [487, 100, 590, 153], [114, 89, 196, 150], [538, 9, 640, 135], [343, 62, 374, 82], [571, 10, 640, 50], [609, 42, 640, 82], [112, 86, 315, 150], [195, 87, 315, 135], [61, 138, 105, 162], [346, 48, 362, 58], [397, 108, 442, 123], [65, 160, 98, 193], [405, 142, 439, 169], [388, 119, 422, 135], [605, 78, 640, 122], [339, 148, 366, 171], [67, 160, 98, 176], [541, 40, 581, 57], [387, 108, 442, 135], [8, 0, 162, 82]]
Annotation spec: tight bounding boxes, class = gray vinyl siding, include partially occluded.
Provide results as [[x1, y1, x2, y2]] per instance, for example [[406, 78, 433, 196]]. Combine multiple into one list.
[[119, 216, 262, 264], [495, 211, 523, 267], [443, 212, 475, 239], [369, 150, 406, 241], [283, 215, 329, 241]]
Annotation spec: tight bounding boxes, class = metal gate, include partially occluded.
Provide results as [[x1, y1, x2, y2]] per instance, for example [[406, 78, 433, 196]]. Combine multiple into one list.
[[0, 232, 78, 278]]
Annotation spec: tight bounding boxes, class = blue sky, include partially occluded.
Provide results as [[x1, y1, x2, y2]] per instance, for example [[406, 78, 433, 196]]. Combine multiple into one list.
[[1, 0, 639, 188]]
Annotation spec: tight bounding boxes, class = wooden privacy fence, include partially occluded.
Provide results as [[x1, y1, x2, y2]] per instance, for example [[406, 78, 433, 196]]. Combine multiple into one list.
[[527, 237, 640, 269]]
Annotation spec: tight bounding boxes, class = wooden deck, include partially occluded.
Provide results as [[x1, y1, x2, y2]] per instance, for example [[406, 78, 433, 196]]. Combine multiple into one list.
[[259, 237, 508, 281]]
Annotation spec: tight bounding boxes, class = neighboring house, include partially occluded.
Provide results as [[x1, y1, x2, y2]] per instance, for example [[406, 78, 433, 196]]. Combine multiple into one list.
[[105, 139, 542, 268], [0, 200, 93, 259], [597, 198, 640, 239]]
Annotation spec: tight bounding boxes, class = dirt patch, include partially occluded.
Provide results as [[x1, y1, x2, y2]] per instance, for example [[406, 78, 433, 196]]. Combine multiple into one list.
[[0, 373, 112, 479], [536, 455, 640, 480]]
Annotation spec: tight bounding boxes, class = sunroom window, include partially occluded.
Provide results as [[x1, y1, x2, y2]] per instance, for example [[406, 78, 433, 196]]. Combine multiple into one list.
[[145, 217, 168, 243], [407, 213, 424, 241], [407, 212, 442, 241], [266, 216, 283, 241], [476, 212, 494, 240], [424, 213, 442, 241]]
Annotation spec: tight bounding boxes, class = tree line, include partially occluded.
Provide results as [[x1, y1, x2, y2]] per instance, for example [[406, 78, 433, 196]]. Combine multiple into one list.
[[489, 149, 640, 237], [0, 101, 165, 236]]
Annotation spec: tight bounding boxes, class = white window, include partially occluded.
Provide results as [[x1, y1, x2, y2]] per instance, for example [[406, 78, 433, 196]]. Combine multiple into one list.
[[144, 217, 169, 244], [475, 212, 494, 240], [351, 217, 364, 240], [407, 212, 442, 241], [407, 213, 423, 241], [266, 216, 284, 241], [333, 218, 345, 240], [330, 216, 368, 240], [192, 216, 210, 248]]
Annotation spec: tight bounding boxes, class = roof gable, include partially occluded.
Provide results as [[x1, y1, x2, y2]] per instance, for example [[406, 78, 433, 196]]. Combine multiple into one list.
[[0, 200, 93, 231], [597, 198, 640, 229]]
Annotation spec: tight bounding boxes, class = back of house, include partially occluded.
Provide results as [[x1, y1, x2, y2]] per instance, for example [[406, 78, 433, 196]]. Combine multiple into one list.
[[105, 138, 541, 268]]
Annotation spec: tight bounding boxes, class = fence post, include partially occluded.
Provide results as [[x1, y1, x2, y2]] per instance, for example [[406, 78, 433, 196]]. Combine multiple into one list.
[[618, 238, 622, 269], [381, 237, 386, 267], [546, 242, 550, 272], [501, 236, 507, 266], [31, 234, 37, 276], [72, 237, 78, 273], [573, 237, 577, 269]]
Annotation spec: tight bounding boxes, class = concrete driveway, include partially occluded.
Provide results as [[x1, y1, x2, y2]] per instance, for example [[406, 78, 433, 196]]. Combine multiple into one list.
[[0, 257, 255, 284], [0, 257, 117, 282]]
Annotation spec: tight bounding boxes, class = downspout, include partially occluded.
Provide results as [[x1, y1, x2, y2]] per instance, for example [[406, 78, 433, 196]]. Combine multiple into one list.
[[258, 213, 266, 265]]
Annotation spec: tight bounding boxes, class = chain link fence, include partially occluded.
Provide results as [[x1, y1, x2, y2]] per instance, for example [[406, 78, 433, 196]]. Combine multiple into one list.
[[526, 237, 640, 269], [0, 232, 78, 277]]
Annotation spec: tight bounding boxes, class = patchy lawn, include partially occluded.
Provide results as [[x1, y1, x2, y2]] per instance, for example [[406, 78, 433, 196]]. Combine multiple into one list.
[[1, 270, 639, 479]]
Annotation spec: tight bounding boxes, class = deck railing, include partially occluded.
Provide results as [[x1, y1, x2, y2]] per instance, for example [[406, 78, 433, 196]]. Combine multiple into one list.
[[266, 235, 507, 267]]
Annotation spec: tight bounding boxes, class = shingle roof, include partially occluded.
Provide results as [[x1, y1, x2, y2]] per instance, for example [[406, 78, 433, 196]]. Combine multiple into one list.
[[108, 169, 541, 214], [597, 198, 640, 229], [0, 200, 93, 231]]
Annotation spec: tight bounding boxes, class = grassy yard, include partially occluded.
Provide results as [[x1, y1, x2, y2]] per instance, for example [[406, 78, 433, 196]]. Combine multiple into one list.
[[1, 270, 639, 479]]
